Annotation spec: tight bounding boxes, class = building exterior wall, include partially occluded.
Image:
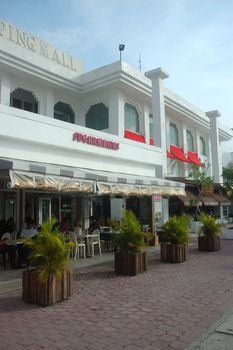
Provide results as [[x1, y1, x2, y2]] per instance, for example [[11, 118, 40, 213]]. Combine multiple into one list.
[[0, 20, 232, 230]]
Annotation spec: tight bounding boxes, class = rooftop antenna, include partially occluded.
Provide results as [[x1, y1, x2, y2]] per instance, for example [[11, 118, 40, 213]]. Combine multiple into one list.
[[138, 52, 142, 71], [119, 44, 125, 61]]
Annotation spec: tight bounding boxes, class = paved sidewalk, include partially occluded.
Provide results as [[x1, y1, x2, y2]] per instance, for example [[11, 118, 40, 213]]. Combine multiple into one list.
[[1, 241, 233, 349], [0, 247, 160, 294]]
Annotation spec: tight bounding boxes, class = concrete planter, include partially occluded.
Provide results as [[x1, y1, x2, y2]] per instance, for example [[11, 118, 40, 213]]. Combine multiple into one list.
[[22, 270, 72, 306], [114, 251, 147, 276], [160, 243, 188, 263], [198, 236, 221, 251]]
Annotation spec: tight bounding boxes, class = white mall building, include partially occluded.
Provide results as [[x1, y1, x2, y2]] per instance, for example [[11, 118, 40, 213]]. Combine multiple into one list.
[[0, 20, 232, 232]]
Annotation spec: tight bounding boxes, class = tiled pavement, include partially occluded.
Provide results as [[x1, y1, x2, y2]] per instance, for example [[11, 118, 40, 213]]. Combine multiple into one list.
[[1, 241, 233, 350]]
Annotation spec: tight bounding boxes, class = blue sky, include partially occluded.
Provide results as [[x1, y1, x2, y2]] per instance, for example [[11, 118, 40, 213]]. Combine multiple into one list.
[[1, 0, 233, 133]]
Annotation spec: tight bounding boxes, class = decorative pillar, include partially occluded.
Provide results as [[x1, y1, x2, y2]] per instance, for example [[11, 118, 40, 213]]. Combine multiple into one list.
[[206, 110, 222, 183], [144, 104, 150, 145], [0, 72, 11, 105], [44, 89, 54, 117], [145, 67, 169, 177], [182, 124, 189, 177], [109, 89, 124, 136], [145, 68, 169, 223]]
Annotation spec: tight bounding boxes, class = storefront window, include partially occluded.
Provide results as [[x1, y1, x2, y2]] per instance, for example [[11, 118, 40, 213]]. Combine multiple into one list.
[[223, 205, 229, 217]]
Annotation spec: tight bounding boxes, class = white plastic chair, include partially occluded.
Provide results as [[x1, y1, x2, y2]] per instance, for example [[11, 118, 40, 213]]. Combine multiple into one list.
[[1, 232, 12, 243], [69, 231, 86, 260], [74, 227, 86, 259], [89, 228, 101, 257]]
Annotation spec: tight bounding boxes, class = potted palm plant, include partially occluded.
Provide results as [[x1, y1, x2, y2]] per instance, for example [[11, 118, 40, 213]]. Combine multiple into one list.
[[160, 215, 190, 263], [198, 213, 223, 251], [22, 218, 73, 306], [114, 210, 148, 275]]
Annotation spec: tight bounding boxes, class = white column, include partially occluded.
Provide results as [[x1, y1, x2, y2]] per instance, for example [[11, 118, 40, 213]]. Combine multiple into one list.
[[196, 130, 201, 156], [182, 124, 189, 177], [145, 68, 169, 177], [206, 110, 222, 183], [109, 89, 119, 135], [162, 198, 169, 223], [144, 103, 150, 145], [118, 92, 125, 138], [44, 89, 54, 117], [0, 72, 11, 105]]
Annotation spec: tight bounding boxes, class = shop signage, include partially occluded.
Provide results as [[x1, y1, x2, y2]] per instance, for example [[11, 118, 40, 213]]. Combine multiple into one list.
[[0, 21, 83, 73], [153, 195, 162, 201], [73, 132, 120, 150]]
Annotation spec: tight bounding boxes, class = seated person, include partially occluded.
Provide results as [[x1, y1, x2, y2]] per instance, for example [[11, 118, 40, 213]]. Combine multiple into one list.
[[74, 221, 84, 240], [0, 232, 12, 269], [60, 218, 69, 234], [89, 216, 100, 234], [5, 217, 16, 233], [20, 219, 38, 238]]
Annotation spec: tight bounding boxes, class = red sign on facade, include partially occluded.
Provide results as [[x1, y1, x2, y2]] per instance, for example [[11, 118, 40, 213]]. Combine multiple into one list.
[[73, 132, 120, 150]]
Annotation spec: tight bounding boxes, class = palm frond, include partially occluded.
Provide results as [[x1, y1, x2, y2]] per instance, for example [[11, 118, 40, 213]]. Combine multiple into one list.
[[23, 218, 71, 281], [161, 215, 190, 244]]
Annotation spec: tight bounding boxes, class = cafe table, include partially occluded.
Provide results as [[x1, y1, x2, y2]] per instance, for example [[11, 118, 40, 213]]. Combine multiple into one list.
[[100, 230, 120, 251]]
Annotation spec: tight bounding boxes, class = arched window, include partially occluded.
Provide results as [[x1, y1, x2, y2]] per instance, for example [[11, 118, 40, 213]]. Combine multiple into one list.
[[10, 88, 38, 113], [85, 103, 109, 130], [54, 102, 74, 124], [169, 123, 179, 146], [124, 103, 140, 133], [186, 130, 194, 151], [200, 136, 207, 156]]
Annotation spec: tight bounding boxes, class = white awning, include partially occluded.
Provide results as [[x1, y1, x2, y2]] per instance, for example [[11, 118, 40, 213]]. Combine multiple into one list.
[[9, 170, 95, 193], [97, 182, 185, 196], [0, 158, 185, 196]]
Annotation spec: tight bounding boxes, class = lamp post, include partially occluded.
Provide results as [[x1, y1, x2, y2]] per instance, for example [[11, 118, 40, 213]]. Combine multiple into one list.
[[119, 44, 125, 61]]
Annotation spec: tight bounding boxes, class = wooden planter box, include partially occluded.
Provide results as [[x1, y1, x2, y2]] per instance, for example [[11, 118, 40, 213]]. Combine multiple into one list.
[[115, 251, 147, 276], [198, 236, 221, 251], [160, 243, 188, 263], [22, 270, 72, 306]]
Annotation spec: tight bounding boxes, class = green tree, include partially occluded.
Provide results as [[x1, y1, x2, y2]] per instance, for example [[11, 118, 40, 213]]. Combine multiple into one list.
[[222, 168, 233, 200], [188, 163, 214, 218], [23, 218, 72, 281]]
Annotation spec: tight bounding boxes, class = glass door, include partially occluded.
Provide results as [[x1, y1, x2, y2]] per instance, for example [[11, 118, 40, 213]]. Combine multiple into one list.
[[39, 198, 51, 225]]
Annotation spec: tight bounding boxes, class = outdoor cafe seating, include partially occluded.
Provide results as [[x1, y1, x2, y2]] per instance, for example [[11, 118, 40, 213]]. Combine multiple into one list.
[[68, 228, 101, 259], [68, 231, 86, 259], [84, 228, 102, 257], [0, 231, 28, 269], [100, 226, 120, 252]]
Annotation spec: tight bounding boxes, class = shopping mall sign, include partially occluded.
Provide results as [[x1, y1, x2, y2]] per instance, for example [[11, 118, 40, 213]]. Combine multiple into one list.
[[73, 132, 120, 150], [0, 21, 83, 73]]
